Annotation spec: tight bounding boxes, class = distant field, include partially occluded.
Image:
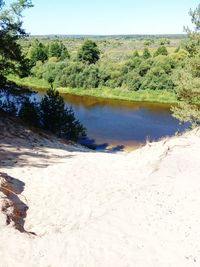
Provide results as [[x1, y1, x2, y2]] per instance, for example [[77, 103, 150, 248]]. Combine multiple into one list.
[[20, 34, 186, 64]]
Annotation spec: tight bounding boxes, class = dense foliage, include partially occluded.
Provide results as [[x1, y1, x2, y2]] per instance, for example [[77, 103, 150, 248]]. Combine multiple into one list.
[[18, 88, 86, 141], [40, 88, 86, 140], [171, 4, 200, 126], [28, 39, 70, 64], [0, 0, 33, 85], [26, 40, 187, 93]]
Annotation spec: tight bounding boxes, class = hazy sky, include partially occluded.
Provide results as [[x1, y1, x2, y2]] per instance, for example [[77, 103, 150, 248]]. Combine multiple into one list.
[[12, 0, 200, 35]]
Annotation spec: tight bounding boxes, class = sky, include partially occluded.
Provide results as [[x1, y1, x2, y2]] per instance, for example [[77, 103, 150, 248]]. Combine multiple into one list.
[[10, 0, 200, 35]]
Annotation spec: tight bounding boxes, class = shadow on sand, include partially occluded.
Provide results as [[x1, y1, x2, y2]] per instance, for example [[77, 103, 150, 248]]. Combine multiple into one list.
[[0, 113, 85, 169], [0, 113, 126, 169], [79, 137, 125, 153]]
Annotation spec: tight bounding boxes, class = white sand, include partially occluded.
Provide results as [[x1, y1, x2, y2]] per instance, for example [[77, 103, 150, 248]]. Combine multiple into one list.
[[0, 116, 200, 267]]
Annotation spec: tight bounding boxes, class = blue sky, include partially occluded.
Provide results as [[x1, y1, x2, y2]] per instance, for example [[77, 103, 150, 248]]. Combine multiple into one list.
[[15, 0, 200, 35]]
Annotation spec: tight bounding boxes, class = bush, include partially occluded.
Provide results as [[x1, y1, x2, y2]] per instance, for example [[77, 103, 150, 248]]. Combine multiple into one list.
[[141, 67, 175, 91], [125, 57, 142, 71], [18, 98, 40, 127], [124, 70, 142, 91], [40, 88, 86, 141], [138, 59, 152, 76], [152, 55, 176, 74], [54, 62, 100, 88], [17, 87, 86, 141]]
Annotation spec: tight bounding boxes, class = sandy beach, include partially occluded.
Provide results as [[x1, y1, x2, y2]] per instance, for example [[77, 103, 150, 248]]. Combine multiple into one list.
[[0, 115, 200, 267]]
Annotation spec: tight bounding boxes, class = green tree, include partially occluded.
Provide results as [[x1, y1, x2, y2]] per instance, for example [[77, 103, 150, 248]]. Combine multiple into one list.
[[0, 0, 33, 85], [28, 40, 48, 64], [48, 41, 70, 60], [154, 46, 168, 57], [172, 71, 200, 125], [40, 88, 86, 140], [124, 70, 142, 91], [142, 48, 151, 59], [139, 56, 176, 91], [77, 40, 100, 64], [172, 4, 200, 126], [125, 57, 142, 71], [138, 59, 152, 76]]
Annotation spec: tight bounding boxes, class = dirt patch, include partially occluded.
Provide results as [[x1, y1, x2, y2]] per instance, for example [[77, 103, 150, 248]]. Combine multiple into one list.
[[0, 172, 35, 235]]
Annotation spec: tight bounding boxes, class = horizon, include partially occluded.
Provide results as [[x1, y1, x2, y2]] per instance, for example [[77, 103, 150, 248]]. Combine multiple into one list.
[[29, 33, 187, 37]]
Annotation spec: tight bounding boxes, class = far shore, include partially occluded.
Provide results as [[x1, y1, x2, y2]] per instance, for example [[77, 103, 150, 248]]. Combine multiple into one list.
[[8, 75, 178, 104]]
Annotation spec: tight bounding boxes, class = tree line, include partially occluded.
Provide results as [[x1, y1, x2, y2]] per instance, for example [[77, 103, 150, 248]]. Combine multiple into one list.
[[27, 39, 188, 93]]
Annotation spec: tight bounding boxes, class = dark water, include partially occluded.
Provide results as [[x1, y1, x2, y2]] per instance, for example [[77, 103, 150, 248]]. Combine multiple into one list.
[[36, 91, 187, 151]]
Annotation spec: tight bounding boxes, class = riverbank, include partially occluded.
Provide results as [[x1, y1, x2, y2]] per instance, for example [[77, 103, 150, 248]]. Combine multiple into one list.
[[0, 113, 200, 266], [8, 75, 177, 104]]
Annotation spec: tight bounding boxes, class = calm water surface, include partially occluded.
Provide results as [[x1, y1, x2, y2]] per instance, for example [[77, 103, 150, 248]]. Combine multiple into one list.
[[37, 91, 187, 151]]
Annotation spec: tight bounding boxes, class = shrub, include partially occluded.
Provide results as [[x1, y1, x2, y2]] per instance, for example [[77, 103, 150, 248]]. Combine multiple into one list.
[[40, 88, 86, 141], [124, 70, 142, 91], [18, 98, 39, 127], [138, 60, 152, 76]]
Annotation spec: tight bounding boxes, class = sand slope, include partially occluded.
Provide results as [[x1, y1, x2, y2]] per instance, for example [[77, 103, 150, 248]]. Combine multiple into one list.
[[0, 115, 200, 267]]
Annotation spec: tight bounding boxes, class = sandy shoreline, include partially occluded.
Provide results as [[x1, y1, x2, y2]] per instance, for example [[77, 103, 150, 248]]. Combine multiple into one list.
[[0, 115, 200, 267]]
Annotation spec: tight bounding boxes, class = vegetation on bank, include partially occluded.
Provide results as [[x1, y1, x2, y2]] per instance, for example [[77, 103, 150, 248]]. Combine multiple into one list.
[[8, 75, 177, 104], [8, 30, 189, 107], [19, 40, 187, 93]]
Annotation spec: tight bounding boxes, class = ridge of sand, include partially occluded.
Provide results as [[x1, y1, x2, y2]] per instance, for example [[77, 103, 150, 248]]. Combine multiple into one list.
[[0, 115, 200, 267]]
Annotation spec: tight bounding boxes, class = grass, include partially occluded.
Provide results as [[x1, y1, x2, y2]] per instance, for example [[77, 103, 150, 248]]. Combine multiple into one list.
[[58, 87, 177, 104], [8, 75, 49, 89], [8, 75, 177, 104]]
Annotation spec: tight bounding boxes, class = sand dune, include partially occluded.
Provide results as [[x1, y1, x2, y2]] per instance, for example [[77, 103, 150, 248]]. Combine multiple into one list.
[[0, 115, 200, 267]]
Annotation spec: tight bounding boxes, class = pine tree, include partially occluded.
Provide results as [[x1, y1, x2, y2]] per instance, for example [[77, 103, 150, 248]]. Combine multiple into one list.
[[172, 4, 200, 126], [0, 0, 33, 85], [142, 48, 151, 59], [40, 88, 86, 140]]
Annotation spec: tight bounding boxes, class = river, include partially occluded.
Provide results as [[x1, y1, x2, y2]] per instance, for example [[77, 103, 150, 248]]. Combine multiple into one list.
[[36, 91, 187, 151]]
